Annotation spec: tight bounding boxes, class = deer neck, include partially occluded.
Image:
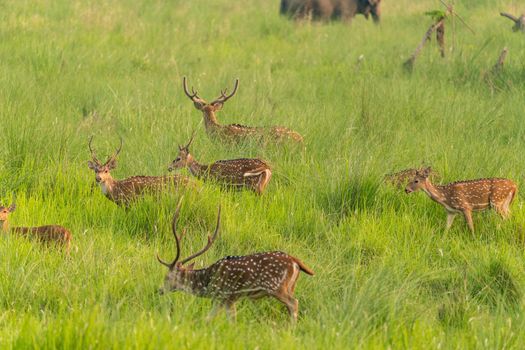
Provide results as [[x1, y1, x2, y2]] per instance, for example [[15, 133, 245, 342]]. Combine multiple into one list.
[[99, 176, 117, 196], [187, 156, 208, 179], [421, 180, 451, 209], [203, 110, 220, 131], [183, 268, 212, 297], [1, 220, 8, 233]]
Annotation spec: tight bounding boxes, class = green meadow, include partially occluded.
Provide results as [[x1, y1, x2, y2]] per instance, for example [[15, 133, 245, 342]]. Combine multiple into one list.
[[1, 0, 525, 348]]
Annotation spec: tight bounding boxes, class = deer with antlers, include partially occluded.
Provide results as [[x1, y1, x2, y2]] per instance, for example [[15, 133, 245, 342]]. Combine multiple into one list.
[[88, 137, 192, 206], [405, 167, 517, 233], [157, 200, 314, 322], [0, 202, 72, 254], [182, 77, 303, 144], [168, 134, 272, 195]]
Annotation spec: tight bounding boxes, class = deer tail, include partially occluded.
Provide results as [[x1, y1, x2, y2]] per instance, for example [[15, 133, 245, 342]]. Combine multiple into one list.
[[291, 256, 314, 276]]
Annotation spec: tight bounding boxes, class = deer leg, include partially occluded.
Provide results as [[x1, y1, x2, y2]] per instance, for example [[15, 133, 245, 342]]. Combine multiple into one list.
[[273, 292, 299, 323], [206, 302, 223, 322], [462, 210, 475, 233], [446, 212, 456, 230], [224, 301, 237, 322]]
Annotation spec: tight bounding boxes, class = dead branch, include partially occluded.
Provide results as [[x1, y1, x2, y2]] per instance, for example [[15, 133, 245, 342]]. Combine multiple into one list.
[[436, 21, 446, 58], [404, 18, 445, 71], [492, 47, 508, 72], [500, 12, 525, 32]]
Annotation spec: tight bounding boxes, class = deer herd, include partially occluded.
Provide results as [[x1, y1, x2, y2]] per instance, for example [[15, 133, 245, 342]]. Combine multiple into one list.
[[2, 77, 520, 323]]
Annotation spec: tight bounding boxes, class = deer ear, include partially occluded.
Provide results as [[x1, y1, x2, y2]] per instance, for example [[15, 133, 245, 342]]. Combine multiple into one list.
[[87, 161, 97, 170], [8, 204, 16, 212], [186, 262, 195, 270], [193, 101, 205, 110], [107, 159, 117, 170], [212, 102, 223, 111], [422, 167, 431, 178]]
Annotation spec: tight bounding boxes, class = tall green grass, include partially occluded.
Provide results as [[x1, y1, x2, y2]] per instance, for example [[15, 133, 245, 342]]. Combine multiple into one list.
[[1, 0, 525, 348]]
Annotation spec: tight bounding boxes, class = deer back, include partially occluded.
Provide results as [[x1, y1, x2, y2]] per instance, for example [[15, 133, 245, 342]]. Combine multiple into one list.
[[12, 225, 71, 246], [109, 175, 191, 205], [439, 178, 516, 210], [207, 159, 270, 183], [197, 251, 313, 299]]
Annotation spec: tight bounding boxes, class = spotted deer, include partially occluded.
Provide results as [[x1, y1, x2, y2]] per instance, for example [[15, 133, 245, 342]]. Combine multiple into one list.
[[384, 166, 440, 189], [0, 202, 72, 254], [157, 200, 314, 322], [168, 135, 272, 195], [183, 77, 303, 144], [405, 167, 517, 232], [88, 137, 192, 206]]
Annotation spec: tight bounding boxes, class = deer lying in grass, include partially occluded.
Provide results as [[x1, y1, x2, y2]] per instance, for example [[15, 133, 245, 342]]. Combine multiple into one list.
[[384, 167, 440, 189], [168, 135, 272, 195], [157, 200, 314, 322], [88, 137, 192, 206], [405, 167, 517, 233], [0, 202, 72, 254], [183, 77, 303, 144]]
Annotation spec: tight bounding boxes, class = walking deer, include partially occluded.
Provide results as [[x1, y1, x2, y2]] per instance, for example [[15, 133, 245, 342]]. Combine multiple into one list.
[[168, 135, 272, 195], [405, 167, 517, 233], [0, 202, 72, 254], [182, 77, 303, 144], [157, 200, 314, 322], [384, 166, 440, 189], [88, 137, 192, 206]]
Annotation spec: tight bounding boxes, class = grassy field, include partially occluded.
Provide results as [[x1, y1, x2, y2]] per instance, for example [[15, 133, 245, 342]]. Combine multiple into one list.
[[1, 0, 525, 348]]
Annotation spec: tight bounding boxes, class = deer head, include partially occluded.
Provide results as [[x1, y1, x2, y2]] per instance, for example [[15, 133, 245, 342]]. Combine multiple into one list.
[[0, 202, 16, 222], [405, 167, 432, 194], [87, 136, 122, 183], [157, 199, 221, 295], [168, 133, 195, 172], [183, 77, 239, 113]]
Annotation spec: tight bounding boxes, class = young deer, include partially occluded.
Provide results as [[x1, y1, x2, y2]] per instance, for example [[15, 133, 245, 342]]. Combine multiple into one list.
[[168, 135, 272, 195], [183, 77, 303, 144], [0, 203, 72, 254], [88, 137, 192, 206], [157, 200, 314, 322], [405, 168, 517, 233], [384, 166, 440, 189]]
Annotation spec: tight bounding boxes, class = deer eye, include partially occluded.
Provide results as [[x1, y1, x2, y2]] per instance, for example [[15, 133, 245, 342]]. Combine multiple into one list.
[[176, 157, 181, 162], [414, 179, 419, 183]]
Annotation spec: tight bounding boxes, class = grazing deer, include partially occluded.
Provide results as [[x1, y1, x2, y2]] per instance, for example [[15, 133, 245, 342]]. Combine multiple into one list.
[[183, 77, 303, 144], [384, 166, 440, 189], [405, 167, 517, 233], [0, 202, 72, 254], [168, 135, 272, 195], [157, 200, 314, 322], [88, 137, 192, 206]]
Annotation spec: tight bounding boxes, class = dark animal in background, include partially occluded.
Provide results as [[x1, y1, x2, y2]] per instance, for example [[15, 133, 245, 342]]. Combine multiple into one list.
[[280, 0, 382, 23]]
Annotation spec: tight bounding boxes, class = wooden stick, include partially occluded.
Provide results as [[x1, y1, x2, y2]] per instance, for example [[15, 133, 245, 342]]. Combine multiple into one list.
[[500, 12, 525, 32], [492, 47, 508, 72], [404, 19, 445, 70]]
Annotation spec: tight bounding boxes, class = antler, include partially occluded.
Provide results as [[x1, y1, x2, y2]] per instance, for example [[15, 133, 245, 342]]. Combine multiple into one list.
[[180, 131, 196, 151], [183, 77, 202, 101], [105, 137, 123, 166], [211, 79, 239, 105], [156, 198, 184, 269], [88, 136, 101, 164], [179, 205, 221, 265]]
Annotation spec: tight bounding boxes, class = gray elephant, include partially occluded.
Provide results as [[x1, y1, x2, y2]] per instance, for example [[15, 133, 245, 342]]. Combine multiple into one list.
[[280, 0, 382, 23]]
